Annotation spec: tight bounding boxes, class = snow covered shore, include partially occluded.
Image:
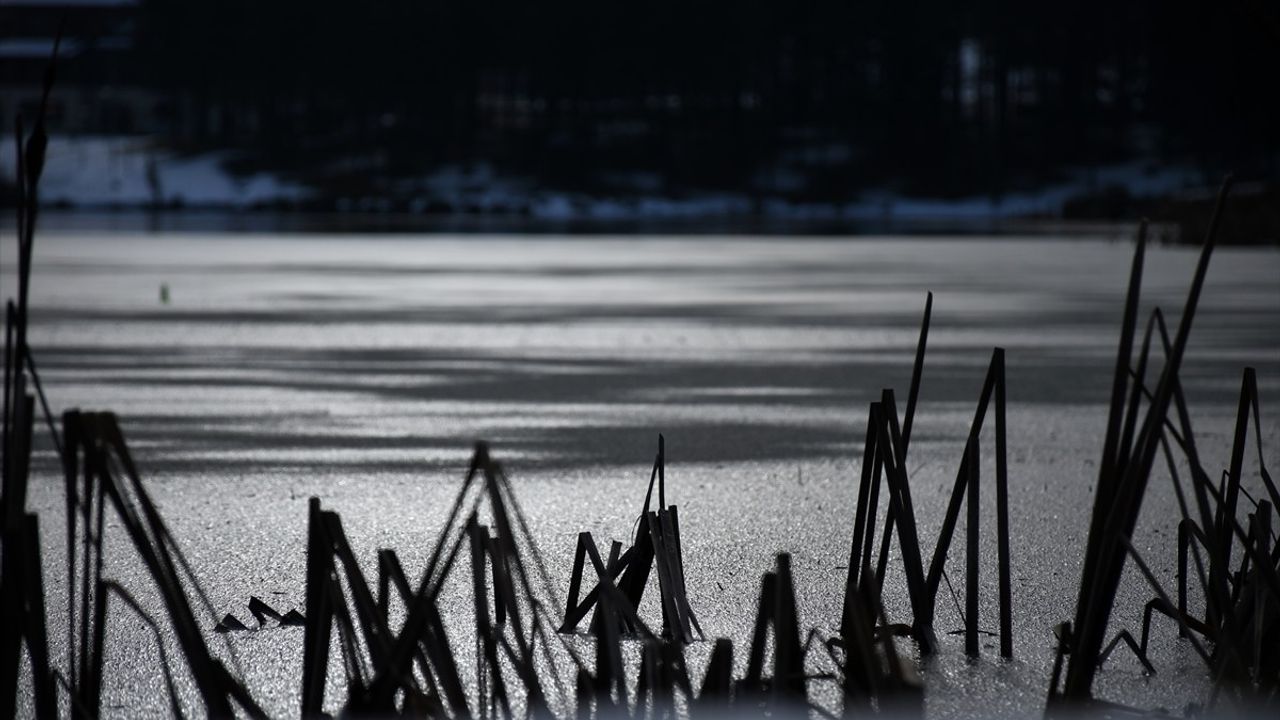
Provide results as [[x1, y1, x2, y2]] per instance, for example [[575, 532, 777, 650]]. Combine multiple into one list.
[[2, 135, 1212, 228]]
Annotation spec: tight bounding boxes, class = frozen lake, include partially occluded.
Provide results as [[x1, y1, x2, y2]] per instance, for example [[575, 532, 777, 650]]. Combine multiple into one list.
[[7, 232, 1280, 718]]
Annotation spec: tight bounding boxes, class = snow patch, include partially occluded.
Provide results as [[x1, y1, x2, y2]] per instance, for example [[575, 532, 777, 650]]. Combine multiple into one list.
[[1, 135, 311, 208]]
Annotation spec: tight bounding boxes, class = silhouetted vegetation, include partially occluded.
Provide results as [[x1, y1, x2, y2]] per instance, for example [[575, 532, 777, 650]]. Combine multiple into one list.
[[1049, 183, 1280, 713]]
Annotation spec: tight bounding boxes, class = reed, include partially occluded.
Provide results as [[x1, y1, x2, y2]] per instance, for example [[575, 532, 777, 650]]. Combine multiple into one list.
[[2, 33, 63, 720], [560, 435, 702, 644], [1047, 183, 1280, 716], [840, 293, 1014, 662]]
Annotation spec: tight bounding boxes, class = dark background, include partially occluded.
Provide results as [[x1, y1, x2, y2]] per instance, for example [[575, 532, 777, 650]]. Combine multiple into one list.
[[4, 0, 1280, 230]]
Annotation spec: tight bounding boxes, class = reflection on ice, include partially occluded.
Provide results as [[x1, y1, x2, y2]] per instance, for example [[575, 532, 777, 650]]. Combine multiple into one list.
[[7, 233, 1276, 471]]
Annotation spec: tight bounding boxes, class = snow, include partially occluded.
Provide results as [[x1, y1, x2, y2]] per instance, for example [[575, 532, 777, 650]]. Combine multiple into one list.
[[4, 134, 1206, 222], [517, 162, 1203, 224], [0, 38, 83, 59], [0, 135, 311, 208], [4, 0, 138, 7], [842, 162, 1204, 222]]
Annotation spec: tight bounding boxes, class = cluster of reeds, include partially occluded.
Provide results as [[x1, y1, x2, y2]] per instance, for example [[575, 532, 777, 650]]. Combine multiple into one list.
[[296, 442, 574, 717], [560, 435, 702, 645], [810, 287, 1013, 716], [1046, 181, 1279, 715], [276, 440, 846, 717], [291, 441, 869, 717], [56, 412, 270, 718]]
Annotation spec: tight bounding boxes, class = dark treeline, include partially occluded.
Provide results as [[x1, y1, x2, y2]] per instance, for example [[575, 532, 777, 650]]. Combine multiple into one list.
[[136, 0, 1279, 199]]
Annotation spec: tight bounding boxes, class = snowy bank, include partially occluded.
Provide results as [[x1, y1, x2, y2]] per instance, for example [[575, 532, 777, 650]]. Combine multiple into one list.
[[0, 135, 311, 208], [2, 136, 1212, 227]]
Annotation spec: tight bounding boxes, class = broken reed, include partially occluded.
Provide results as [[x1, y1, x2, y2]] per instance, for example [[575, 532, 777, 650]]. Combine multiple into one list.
[[1048, 182, 1280, 714], [561, 434, 703, 645], [842, 292, 1013, 660]]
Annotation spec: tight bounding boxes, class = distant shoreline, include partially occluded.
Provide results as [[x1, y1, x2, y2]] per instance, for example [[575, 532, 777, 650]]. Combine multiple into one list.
[[22, 208, 1146, 239], [5, 135, 1273, 243]]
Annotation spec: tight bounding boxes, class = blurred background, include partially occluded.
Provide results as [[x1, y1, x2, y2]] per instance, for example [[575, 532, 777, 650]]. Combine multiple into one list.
[[2, 0, 1279, 238]]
